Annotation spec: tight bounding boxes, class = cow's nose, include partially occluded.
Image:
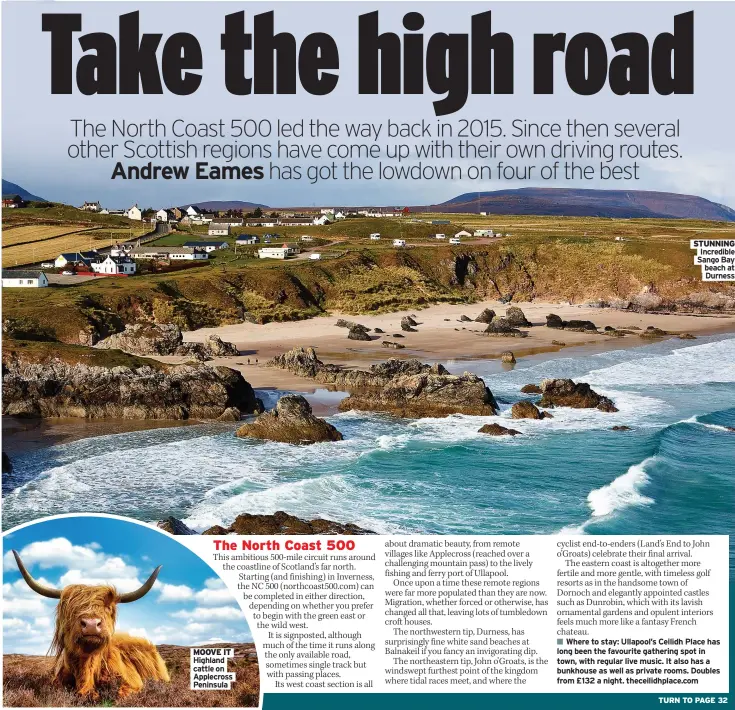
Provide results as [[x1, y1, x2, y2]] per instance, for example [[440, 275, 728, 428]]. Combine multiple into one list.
[[80, 618, 102, 635]]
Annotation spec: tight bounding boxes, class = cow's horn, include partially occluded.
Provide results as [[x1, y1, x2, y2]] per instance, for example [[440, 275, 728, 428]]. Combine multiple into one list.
[[12, 550, 62, 599], [118, 566, 162, 603]]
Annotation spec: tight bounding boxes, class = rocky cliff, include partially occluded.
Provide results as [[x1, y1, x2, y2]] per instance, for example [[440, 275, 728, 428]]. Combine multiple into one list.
[[267, 347, 498, 417], [2, 344, 262, 420], [236, 395, 343, 444]]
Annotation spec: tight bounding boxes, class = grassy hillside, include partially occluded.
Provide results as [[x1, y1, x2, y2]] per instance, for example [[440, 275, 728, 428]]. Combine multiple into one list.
[[3, 215, 734, 345]]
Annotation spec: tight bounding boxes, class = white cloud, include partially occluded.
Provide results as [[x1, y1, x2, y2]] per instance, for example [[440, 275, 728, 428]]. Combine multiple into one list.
[[157, 582, 194, 602], [171, 605, 243, 622], [3, 598, 51, 616], [4, 538, 100, 571], [58, 568, 143, 593]]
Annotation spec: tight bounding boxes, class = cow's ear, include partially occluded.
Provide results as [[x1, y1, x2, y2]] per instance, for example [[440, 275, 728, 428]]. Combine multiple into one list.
[[104, 589, 116, 607]]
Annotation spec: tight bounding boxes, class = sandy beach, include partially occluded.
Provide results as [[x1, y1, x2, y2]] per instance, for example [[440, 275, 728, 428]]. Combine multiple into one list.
[[154, 301, 735, 390]]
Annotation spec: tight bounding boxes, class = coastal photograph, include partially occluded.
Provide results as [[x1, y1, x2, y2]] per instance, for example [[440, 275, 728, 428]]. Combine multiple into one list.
[[2, 186, 734, 557], [2, 515, 259, 707]]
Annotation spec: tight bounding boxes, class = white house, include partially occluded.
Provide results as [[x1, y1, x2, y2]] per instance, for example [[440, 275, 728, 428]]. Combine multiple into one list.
[[258, 245, 298, 259], [449, 237, 462, 245], [313, 215, 331, 226], [208, 223, 231, 236], [369, 233, 381, 240], [54, 251, 98, 268], [301, 235, 314, 242], [333, 211, 346, 220], [155, 209, 169, 222], [434, 233, 446, 239], [183, 241, 228, 252], [474, 229, 493, 237], [236, 235, 259, 245], [81, 201, 102, 212], [454, 230, 471, 238], [393, 239, 406, 247], [91, 256, 137, 275], [2, 269, 49, 288], [309, 253, 322, 260], [129, 246, 208, 261], [184, 205, 202, 217], [125, 205, 142, 221], [217, 217, 244, 227], [480, 211, 488, 216]]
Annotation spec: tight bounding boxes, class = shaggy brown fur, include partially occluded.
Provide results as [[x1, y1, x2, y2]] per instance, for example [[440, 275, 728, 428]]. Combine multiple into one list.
[[51, 585, 169, 700]]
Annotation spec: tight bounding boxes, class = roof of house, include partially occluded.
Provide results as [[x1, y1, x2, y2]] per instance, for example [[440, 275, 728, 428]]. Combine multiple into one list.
[[58, 252, 95, 262], [2, 269, 45, 280], [3, 194, 23, 201], [208, 223, 231, 229], [130, 246, 201, 254]]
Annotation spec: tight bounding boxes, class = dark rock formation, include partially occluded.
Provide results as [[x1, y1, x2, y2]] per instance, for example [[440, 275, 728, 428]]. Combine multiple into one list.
[[478, 423, 521, 436], [382, 341, 406, 349], [501, 351, 516, 364], [236, 394, 343, 444], [401, 324, 417, 332], [373, 327, 385, 334], [551, 340, 566, 346], [611, 425, 632, 431], [339, 370, 497, 418], [485, 317, 527, 337], [2, 451, 12, 474], [392, 333, 405, 338], [2, 355, 262, 420], [511, 401, 551, 420], [678, 333, 696, 340], [546, 314, 597, 332], [641, 326, 668, 338], [267, 347, 497, 418], [336, 319, 369, 331], [203, 510, 374, 535], [94, 324, 239, 361], [459, 315, 472, 322], [538, 378, 617, 412], [505, 307, 531, 327], [348, 327, 372, 341], [157, 517, 197, 535], [474, 309, 496, 324], [520, 384, 542, 394], [401, 316, 418, 328]]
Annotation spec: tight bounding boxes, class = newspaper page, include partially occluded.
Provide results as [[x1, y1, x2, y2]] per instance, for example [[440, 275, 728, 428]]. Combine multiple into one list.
[[0, 2, 732, 710]]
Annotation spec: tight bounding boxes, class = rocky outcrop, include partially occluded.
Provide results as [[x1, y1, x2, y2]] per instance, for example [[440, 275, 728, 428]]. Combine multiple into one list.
[[2, 451, 12, 474], [611, 425, 632, 431], [267, 347, 498, 418], [94, 324, 239, 361], [401, 323, 417, 332], [678, 333, 696, 340], [382, 340, 405, 349], [338, 371, 498, 418], [2, 357, 263, 420], [478, 423, 521, 436], [511, 401, 551, 420], [641, 326, 668, 338], [474, 309, 495, 323], [236, 394, 343, 444], [538, 378, 617, 412], [401, 316, 418, 328], [158, 517, 197, 535], [545, 315, 598, 332], [459, 315, 472, 322], [204, 334, 239, 356], [505, 307, 531, 327], [501, 351, 516, 364], [520, 384, 542, 394], [373, 327, 385, 334], [348, 327, 372, 341], [336, 319, 369, 331], [203, 511, 374, 535], [485, 317, 527, 337]]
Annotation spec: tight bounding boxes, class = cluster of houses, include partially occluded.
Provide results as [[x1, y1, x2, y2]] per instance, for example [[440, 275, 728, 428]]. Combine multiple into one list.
[[3, 194, 27, 208]]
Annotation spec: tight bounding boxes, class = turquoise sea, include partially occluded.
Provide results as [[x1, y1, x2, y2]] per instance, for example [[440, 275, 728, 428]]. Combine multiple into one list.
[[3, 334, 734, 567]]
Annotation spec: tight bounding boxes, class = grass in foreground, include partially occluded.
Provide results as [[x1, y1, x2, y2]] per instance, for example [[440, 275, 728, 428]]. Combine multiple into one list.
[[2, 644, 259, 708]]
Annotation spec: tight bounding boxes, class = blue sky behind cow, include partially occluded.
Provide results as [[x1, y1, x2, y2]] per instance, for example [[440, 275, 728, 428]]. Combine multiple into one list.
[[2, 516, 251, 655]]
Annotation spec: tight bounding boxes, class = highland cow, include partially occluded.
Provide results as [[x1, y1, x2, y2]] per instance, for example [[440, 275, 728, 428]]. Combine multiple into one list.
[[12, 550, 170, 700]]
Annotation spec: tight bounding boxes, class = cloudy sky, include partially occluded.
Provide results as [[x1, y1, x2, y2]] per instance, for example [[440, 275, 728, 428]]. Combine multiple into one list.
[[2, 2, 735, 209], [3, 516, 251, 655]]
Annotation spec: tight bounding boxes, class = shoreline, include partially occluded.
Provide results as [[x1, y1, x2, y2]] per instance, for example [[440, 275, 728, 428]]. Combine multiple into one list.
[[3, 300, 734, 455], [171, 299, 735, 390]]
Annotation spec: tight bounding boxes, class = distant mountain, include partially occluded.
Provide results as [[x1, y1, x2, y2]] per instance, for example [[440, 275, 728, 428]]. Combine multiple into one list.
[[416, 188, 735, 221], [193, 199, 269, 211], [2, 179, 46, 202]]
